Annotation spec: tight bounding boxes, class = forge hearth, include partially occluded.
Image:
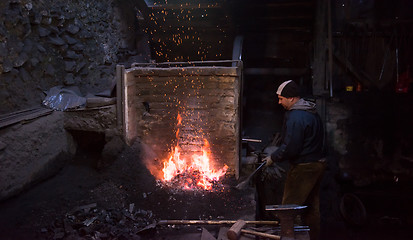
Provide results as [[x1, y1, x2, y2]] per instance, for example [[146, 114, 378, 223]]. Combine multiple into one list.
[[118, 60, 242, 179]]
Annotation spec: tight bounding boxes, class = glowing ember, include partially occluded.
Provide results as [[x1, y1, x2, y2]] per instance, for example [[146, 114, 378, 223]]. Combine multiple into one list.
[[160, 114, 228, 190], [162, 140, 228, 190]]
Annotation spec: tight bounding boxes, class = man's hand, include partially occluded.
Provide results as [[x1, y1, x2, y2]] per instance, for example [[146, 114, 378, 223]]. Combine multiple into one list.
[[260, 156, 285, 180], [263, 156, 273, 167]]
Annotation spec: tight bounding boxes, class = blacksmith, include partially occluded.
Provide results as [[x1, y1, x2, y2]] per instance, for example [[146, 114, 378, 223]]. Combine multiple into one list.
[[263, 80, 326, 240]]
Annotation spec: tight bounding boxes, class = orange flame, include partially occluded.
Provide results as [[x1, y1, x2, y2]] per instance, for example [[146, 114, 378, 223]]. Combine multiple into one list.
[[162, 141, 228, 190], [161, 114, 228, 190]]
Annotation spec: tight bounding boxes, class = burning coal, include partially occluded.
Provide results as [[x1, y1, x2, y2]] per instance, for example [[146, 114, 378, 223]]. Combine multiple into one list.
[[162, 139, 228, 190], [145, 113, 228, 191]]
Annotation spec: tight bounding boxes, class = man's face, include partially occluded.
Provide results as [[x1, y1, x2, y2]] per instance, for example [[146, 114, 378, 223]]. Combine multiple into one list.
[[278, 95, 294, 110]]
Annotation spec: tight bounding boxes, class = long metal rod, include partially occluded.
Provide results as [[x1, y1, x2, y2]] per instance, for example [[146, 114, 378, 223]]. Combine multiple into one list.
[[327, 0, 333, 98], [157, 220, 279, 225]]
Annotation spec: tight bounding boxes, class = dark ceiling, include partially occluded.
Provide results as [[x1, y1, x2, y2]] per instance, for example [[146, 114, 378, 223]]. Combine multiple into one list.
[[136, 0, 317, 63]]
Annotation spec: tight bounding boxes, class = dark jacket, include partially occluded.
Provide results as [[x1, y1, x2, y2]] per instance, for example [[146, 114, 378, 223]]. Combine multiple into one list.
[[270, 98, 325, 165]]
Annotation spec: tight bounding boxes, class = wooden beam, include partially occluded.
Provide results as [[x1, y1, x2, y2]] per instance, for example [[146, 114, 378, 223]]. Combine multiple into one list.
[[244, 68, 308, 76], [333, 53, 372, 87]]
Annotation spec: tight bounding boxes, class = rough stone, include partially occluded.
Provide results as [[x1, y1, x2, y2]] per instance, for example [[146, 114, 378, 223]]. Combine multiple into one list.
[[66, 24, 80, 34], [49, 35, 65, 46], [0, 0, 128, 114], [0, 43, 7, 57], [30, 57, 39, 67], [63, 34, 78, 45], [0, 89, 10, 104], [37, 44, 46, 52], [79, 65, 89, 76], [71, 42, 85, 51], [45, 64, 55, 76], [41, 16, 52, 25], [78, 29, 93, 39], [13, 52, 29, 67], [64, 61, 76, 72], [49, 26, 60, 34], [38, 26, 50, 37], [9, 41, 24, 54], [32, 12, 42, 24], [76, 61, 87, 73], [65, 50, 80, 60], [19, 67, 31, 82], [64, 73, 75, 86], [22, 39, 33, 52], [2, 59, 13, 73]]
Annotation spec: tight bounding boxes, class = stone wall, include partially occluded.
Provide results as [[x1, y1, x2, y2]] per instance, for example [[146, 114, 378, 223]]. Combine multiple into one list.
[[0, 0, 147, 114]]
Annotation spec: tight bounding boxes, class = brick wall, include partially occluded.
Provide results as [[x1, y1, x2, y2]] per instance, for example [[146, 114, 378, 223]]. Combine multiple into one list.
[[121, 62, 241, 177]]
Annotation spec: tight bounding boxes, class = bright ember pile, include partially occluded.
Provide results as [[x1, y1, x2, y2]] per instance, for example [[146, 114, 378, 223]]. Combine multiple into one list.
[[160, 114, 228, 191], [162, 141, 228, 190]]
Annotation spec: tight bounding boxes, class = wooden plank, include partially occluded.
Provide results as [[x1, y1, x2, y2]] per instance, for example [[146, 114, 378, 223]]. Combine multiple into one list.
[[0, 107, 53, 129]]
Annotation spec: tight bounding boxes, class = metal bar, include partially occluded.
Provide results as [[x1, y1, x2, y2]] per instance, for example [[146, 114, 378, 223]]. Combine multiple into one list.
[[327, 0, 333, 98], [157, 220, 279, 225], [131, 60, 241, 68]]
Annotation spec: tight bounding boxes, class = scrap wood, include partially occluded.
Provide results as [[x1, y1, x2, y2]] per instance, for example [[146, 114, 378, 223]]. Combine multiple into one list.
[[201, 227, 217, 240], [217, 227, 229, 240]]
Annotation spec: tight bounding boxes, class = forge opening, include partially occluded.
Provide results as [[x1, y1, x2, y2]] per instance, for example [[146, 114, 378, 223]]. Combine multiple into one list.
[[68, 130, 106, 167], [120, 61, 242, 189]]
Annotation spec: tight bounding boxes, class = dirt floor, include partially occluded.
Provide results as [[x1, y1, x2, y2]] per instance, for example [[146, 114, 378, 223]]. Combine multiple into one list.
[[0, 141, 256, 240], [1, 140, 413, 240]]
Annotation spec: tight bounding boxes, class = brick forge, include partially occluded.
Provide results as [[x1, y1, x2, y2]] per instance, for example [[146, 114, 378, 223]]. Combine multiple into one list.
[[118, 61, 242, 179]]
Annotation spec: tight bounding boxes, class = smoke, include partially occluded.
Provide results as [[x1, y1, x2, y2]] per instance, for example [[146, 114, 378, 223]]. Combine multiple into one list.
[[137, 141, 163, 180]]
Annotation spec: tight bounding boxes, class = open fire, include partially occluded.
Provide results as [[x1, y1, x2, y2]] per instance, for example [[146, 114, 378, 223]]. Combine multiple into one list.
[[159, 114, 228, 190]]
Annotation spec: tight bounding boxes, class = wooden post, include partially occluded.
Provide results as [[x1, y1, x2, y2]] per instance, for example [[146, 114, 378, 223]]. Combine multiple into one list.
[[312, 0, 328, 96], [116, 65, 125, 136]]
